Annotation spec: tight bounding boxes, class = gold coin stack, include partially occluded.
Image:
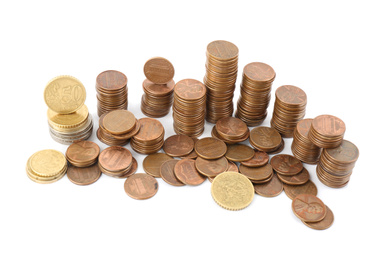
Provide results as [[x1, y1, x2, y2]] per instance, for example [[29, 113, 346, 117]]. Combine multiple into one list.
[[96, 70, 128, 117], [271, 85, 307, 137], [203, 40, 239, 123], [212, 117, 249, 144], [308, 114, 346, 148], [316, 140, 359, 188], [172, 79, 207, 137], [291, 118, 322, 164], [130, 118, 165, 154], [26, 149, 67, 184], [235, 62, 276, 126], [141, 79, 175, 117]]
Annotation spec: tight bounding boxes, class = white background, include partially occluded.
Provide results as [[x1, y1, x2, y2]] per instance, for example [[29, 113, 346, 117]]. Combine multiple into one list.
[[0, 1, 389, 259]]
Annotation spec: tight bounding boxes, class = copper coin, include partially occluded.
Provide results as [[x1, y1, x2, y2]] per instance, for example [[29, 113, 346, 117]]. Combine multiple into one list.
[[324, 140, 359, 164], [160, 159, 185, 186], [124, 173, 158, 200], [132, 117, 164, 142], [215, 116, 248, 139], [163, 135, 194, 157], [311, 115, 346, 137], [207, 40, 239, 60], [143, 153, 173, 178], [224, 144, 255, 162], [195, 137, 227, 159], [275, 85, 307, 106], [239, 164, 273, 181], [243, 62, 276, 82], [66, 140, 100, 166], [270, 154, 303, 175], [174, 158, 206, 186], [96, 70, 127, 91], [250, 126, 282, 151], [144, 57, 174, 84], [116, 157, 138, 179], [227, 161, 239, 172], [241, 150, 269, 167], [98, 146, 132, 172], [195, 157, 228, 177], [67, 163, 101, 185], [253, 173, 283, 197], [292, 194, 327, 222], [102, 110, 136, 135], [284, 180, 318, 200], [277, 167, 310, 185], [174, 79, 207, 101], [302, 205, 334, 230]]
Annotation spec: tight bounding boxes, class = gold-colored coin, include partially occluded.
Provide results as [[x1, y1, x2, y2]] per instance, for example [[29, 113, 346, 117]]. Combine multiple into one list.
[[211, 171, 254, 211], [44, 75, 86, 114], [29, 149, 67, 177], [47, 104, 89, 128]]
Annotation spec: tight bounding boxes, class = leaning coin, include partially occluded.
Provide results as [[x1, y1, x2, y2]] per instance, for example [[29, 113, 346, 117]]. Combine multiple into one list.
[[160, 159, 185, 186], [292, 194, 327, 222], [270, 154, 303, 175], [277, 167, 310, 185], [143, 153, 173, 178], [302, 205, 334, 230], [174, 158, 206, 186], [283, 180, 318, 200]]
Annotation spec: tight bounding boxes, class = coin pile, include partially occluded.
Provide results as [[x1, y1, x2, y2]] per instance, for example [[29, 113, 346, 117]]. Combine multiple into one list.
[[249, 126, 284, 154], [203, 40, 239, 123], [130, 117, 165, 154], [163, 135, 195, 157], [316, 140, 359, 188], [212, 117, 249, 144], [172, 79, 207, 137], [26, 149, 67, 184], [291, 118, 322, 164], [308, 114, 346, 148], [96, 70, 128, 117], [271, 85, 307, 137], [235, 62, 276, 126], [65, 140, 100, 167], [98, 146, 136, 178]]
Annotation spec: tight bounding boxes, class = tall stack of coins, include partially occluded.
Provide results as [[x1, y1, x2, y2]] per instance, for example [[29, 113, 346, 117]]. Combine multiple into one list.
[[212, 117, 249, 144], [249, 126, 284, 154], [98, 146, 136, 178], [270, 85, 307, 137], [316, 140, 359, 188], [235, 62, 276, 126], [44, 76, 93, 144], [291, 118, 322, 164], [172, 79, 207, 137], [308, 115, 346, 148], [96, 70, 128, 117], [203, 40, 239, 123], [130, 117, 165, 154]]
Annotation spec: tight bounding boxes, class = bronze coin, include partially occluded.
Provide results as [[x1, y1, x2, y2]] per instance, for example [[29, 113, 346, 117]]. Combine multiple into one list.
[[115, 157, 138, 179], [239, 164, 273, 181], [243, 62, 276, 82], [225, 144, 255, 162], [160, 159, 185, 186], [143, 78, 175, 96], [275, 85, 307, 105], [270, 154, 303, 175], [132, 117, 164, 142], [67, 163, 101, 185], [163, 135, 194, 157], [195, 157, 228, 177], [96, 70, 127, 91], [311, 114, 346, 137], [99, 146, 132, 172], [324, 140, 359, 164], [277, 167, 310, 185], [102, 110, 136, 135], [302, 205, 334, 230], [66, 140, 100, 166], [250, 126, 282, 151], [227, 161, 239, 172], [195, 137, 227, 159], [253, 173, 283, 197], [144, 57, 174, 84], [215, 116, 248, 139], [143, 153, 173, 178], [241, 150, 269, 167], [207, 40, 239, 60], [284, 180, 318, 200], [292, 194, 327, 222], [124, 173, 158, 200], [174, 158, 206, 186], [174, 79, 207, 101]]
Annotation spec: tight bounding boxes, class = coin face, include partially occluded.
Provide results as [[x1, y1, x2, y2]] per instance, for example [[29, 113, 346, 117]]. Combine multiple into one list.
[[292, 194, 327, 222], [311, 115, 346, 137], [241, 150, 269, 167], [67, 163, 101, 185], [66, 140, 100, 166], [302, 205, 334, 230], [225, 144, 255, 162], [296, 118, 313, 137], [270, 154, 303, 175], [215, 117, 248, 138], [211, 171, 254, 211], [124, 173, 158, 200], [275, 85, 307, 105], [44, 75, 86, 114], [163, 135, 194, 157], [143, 153, 173, 178], [250, 127, 282, 150], [195, 137, 227, 159], [144, 57, 175, 84], [102, 110, 136, 135], [174, 158, 206, 186], [283, 180, 318, 200], [174, 79, 206, 100], [254, 173, 283, 197], [277, 167, 310, 185], [29, 149, 67, 177], [160, 159, 185, 186], [239, 164, 273, 181], [195, 157, 228, 177], [243, 62, 276, 82], [96, 70, 127, 91], [133, 118, 164, 142], [207, 40, 239, 60], [99, 146, 132, 172], [325, 140, 359, 164]]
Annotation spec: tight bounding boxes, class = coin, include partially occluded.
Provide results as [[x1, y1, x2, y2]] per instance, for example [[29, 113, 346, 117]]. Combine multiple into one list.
[[47, 105, 89, 127], [308, 114, 346, 148], [130, 118, 165, 154], [283, 180, 318, 200], [224, 144, 255, 162], [239, 163, 273, 181], [292, 194, 327, 222], [102, 110, 136, 135], [124, 173, 158, 200], [253, 173, 283, 197], [215, 117, 249, 143], [249, 126, 282, 153], [195, 156, 228, 177], [163, 135, 194, 157], [277, 167, 310, 185], [241, 150, 269, 167], [99, 146, 133, 173], [143, 153, 173, 178], [270, 154, 303, 176], [141, 79, 175, 117], [160, 159, 185, 186], [302, 205, 334, 230], [211, 171, 254, 211], [195, 137, 227, 159], [67, 163, 101, 185], [66, 140, 100, 167], [174, 158, 206, 186], [144, 57, 174, 84], [227, 161, 239, 172], [117, 157, 138, 179]]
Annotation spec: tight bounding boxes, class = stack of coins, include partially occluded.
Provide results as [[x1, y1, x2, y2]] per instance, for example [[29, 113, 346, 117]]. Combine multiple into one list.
[[271, 85, 307, 137], [141, 57, 175, 117], [130, 117, 165, 154], [172, 79, 207, 137], [291, 118, 322, 164], [316, 140, 359, 188], [235, 62, 276, 126], [26, 149, 67, 184], [96, 70, 128, 117], [249, 126, 284, 154], [212, 117, 249, 144], [203, 40, 239, 123], [65, 140, 100, 167], [308, 114, 346, 148], [44, 76, 93, 144], [98, 146, 136, 178]]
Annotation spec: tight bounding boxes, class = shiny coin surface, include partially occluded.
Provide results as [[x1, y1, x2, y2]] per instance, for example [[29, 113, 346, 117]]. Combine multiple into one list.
[[239, 163, 273, 181], [163, 135, 194, 157], [302, 205, 334, 230], [270, 154, 303, 175], [277, 167, 310, 185], [284, 180, 318, 200], [195, 157, 228, 177], [102, 110, 136, 135], [292, 194, 327, 222], [225, 144, 255, 162], [144, 57, 174, 84], [143, 153, 173, 178], [253, 173, 283, 197], [67, 163, 101, 185], [174, 158, 206, 186], [66, 140, 100, 167], [99, 146, 132, 172], [250, 126, 282, 152], [29, 149, 67, 177], [195, 137, 227, 159], [124, 173, 158, 200], [160, 159, 185, 186], [241, 150, 269, 167]]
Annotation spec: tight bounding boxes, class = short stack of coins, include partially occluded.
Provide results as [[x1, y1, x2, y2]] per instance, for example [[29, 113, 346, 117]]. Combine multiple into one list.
[[212, 116, 249, 144], [130, 117, 165, 154], [44, 76, 93, 144], [203, 40, 239, 123], [249, 126, 284, 154], [141, 57, 175, 117], [98, 146, 136, 178], [235, 62, 276, 126], [291, 118, 322, 164], [96, 70, 128, 117], [316, 140, 359, 188], [271, 85, 307, 137], [172, 79, 207, 137], [66, 140, 100, 167], [308, 114, 346, 148]]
